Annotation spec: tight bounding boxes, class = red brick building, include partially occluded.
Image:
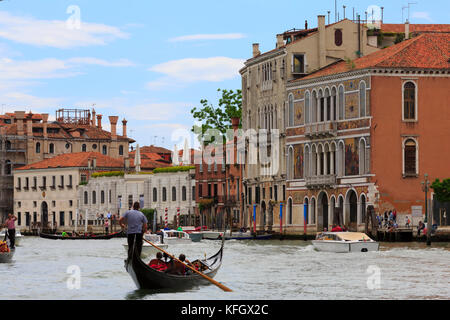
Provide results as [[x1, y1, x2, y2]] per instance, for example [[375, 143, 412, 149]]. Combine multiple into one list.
[[284, 32, 450, 234]]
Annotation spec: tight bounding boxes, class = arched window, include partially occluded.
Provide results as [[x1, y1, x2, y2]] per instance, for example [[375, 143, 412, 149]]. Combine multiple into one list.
[[304, 198, 309, 225], [36, 142, 41, 154], [338, 86, 345, 120], [288, 94, 294, 127], [162, 187, 167, 202], [101, 190, 105, 204], [102, 145, 107, 155], [84, 191, 88, 204], [305, 91, 310, 124], [172, 186, 176, 201], [359, 81, 366, 117], [359, 139, 366, 175], [404, 81, 416, 120], [288, 146, 294, 179], [360, 195, 366, 224], [331, 87, 337, 121], [82, 144, 87, 152], [335, 29, 343, 46], [5, 141, 11, 150], [288, 198, 293, 225], [49, 143, 54, 154], [404, 139, 417, 176], [92, 191, 96, 204], [153, 188, 157, 202], [182, 186, 187, 201], [5, 160, 12, 175], [119, 145, 124, 156]]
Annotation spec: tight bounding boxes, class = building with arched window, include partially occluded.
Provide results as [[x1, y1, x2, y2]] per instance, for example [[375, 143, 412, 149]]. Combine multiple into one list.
[[285, 32, 450, 234]]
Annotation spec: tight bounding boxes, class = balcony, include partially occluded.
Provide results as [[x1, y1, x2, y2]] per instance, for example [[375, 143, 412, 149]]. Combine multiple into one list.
[[305, 174, 337, 189], [305, 121, 337, 139]]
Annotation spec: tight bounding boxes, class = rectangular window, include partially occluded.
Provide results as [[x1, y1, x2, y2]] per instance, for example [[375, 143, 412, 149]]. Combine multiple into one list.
[[292, 54, 305, 73]]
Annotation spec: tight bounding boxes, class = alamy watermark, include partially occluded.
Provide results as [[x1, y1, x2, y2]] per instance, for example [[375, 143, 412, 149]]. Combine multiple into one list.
[[66, 265, 81, 290], [66, 5, 81, 30], [366, 265, 381, 290]]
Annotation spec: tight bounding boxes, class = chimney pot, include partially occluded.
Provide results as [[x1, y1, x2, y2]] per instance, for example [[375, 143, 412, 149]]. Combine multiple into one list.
[[97, 114, 102, 129], [252, 43, 260, 58], [305, 20, 308, 29], [109, 116, 118, 140], [405, 20, 410, 40], [276, 35, 284, 49], [122, 119, 127, 138]]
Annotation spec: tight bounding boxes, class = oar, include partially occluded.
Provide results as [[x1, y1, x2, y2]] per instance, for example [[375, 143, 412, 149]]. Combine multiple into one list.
[[142, 238, 232, 292]]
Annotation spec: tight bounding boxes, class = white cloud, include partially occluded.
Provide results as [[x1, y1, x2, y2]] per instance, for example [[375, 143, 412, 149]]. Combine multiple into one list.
[[147, 56, 244, 89], [0, 57, 134, 81], [411, 11, 433, 22], [0, 11, 128, 48], [168, 33, 246, 42], [0, 92, 63, 111]]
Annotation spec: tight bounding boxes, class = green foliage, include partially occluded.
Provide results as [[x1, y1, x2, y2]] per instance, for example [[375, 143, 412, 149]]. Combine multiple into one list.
[[198, 198, 214, 211], [394, 33, 405, 44], [141, 208, 155, 223], [190, 88, 242, 145], [153, 166, 195, 174], [91, 171, 124, 178], [431, 178, 450, 202]]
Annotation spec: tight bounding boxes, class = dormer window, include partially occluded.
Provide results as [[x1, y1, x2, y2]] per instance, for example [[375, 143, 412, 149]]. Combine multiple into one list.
[[292, 54, 306, 74]]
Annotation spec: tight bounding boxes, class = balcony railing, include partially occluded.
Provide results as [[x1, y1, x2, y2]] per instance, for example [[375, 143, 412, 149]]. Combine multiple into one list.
[[305, 174, 337, 189], [305, 121, 337, 139]]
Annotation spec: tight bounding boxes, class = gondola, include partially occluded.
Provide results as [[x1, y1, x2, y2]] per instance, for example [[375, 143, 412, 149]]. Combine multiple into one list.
[[39, 231, 123, 240], [0, 249, 14, 263], [125, 238, 224, 290]]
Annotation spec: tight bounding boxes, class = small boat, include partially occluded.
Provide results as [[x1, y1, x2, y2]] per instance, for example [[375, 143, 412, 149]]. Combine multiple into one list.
[[125, 238, 224, 290], [181, 227, 203, 242], [0, 250, 14, 263], [39, 231, 123, 240], [0, 229, 23, 246], [223, 230, 273, 240], [312, 232, 379, 253], [123, 233, 168, 258], [202, 230, 223, 240], [159, 229, 192, 244], [0, 240, 14, 263]]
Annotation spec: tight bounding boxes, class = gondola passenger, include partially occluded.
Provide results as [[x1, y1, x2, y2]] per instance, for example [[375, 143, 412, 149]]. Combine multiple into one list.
[[166, 254, 187, 275], [148, 252, 167, 272]]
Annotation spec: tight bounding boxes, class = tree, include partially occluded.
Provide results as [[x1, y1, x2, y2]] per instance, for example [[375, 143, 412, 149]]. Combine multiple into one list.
[[140, 208, 155, 223], [431, 178, 450, 202], [190, 88, 242, 145]]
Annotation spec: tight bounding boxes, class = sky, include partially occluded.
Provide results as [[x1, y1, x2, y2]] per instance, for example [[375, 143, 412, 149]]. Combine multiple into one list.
[[0, 0, 448, 151]]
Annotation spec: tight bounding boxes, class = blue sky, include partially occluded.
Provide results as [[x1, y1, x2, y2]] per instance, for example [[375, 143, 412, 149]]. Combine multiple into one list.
[[0, 0, 448, 150]]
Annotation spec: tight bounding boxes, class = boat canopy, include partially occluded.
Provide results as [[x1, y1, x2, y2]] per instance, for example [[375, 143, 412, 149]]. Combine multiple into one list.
[[336, 232, 373, 241]]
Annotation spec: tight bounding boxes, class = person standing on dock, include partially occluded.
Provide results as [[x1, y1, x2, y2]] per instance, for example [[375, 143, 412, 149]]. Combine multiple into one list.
[[119, 202, 147, 259]]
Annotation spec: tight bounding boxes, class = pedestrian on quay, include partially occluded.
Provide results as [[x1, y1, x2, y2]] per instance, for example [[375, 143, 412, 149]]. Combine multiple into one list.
[[4, 213, 17, 249], [383, 211, 388, 227], [119, 202, 147, 259]]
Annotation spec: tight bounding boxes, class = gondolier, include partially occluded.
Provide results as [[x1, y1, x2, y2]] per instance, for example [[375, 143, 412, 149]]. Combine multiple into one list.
[[4, 214, 17, 249], [120, 202, 147, 259]]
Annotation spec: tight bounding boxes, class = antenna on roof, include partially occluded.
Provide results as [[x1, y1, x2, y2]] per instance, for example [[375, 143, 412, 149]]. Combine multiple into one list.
[[328, 11, 331, 24], [407, 2, 417, 22], [343, 5, 346, 19]]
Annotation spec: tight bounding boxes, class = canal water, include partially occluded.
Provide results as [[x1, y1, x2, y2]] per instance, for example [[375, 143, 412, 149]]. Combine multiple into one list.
[[0, 237, 449, 300]]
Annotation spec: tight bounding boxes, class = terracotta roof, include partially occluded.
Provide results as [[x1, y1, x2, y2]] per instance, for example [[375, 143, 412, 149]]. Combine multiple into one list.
[[129, 157, 172, 170], [16, 152, 124, 170], [134, 145, 172, 154], [298, 33, 450, 81], [380, 23, 450, 33]]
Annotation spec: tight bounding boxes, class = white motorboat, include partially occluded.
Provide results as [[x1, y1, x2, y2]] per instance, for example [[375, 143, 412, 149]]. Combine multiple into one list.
[[159, 229, 192, 244], [181, 226, 203, 242], [0, 229, 22, 246], [202, 230, 223, 240], [312, 232, 379, 253], [123, 233, 168, 258]]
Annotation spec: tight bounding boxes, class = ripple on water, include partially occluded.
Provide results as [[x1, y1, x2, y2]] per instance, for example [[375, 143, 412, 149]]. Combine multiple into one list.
[[1, 237, 449, 299]]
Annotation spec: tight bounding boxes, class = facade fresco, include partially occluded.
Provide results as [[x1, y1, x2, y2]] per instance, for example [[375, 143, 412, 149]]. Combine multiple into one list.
[[293, 144, 304, 179], [345, 138, 359, 176], [294, 101, 303, 126]]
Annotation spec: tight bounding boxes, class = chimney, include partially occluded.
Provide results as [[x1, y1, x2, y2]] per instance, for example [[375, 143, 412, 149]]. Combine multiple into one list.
[[122, 119, 127, 138], [27, 118, 33, 137], [92, 157, 97, 168], [305, 20, 308, 30], [252, 43, 260, 58], [318, 15, 326, 68], [276, 34, 284, 49], [14, 111, 26, 136], [405, 20, 410, 40], [97, 114, 102, 129], [109, 116, 118, 140], [42, 113, 49, 138], [92, 109, 96, 127]]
